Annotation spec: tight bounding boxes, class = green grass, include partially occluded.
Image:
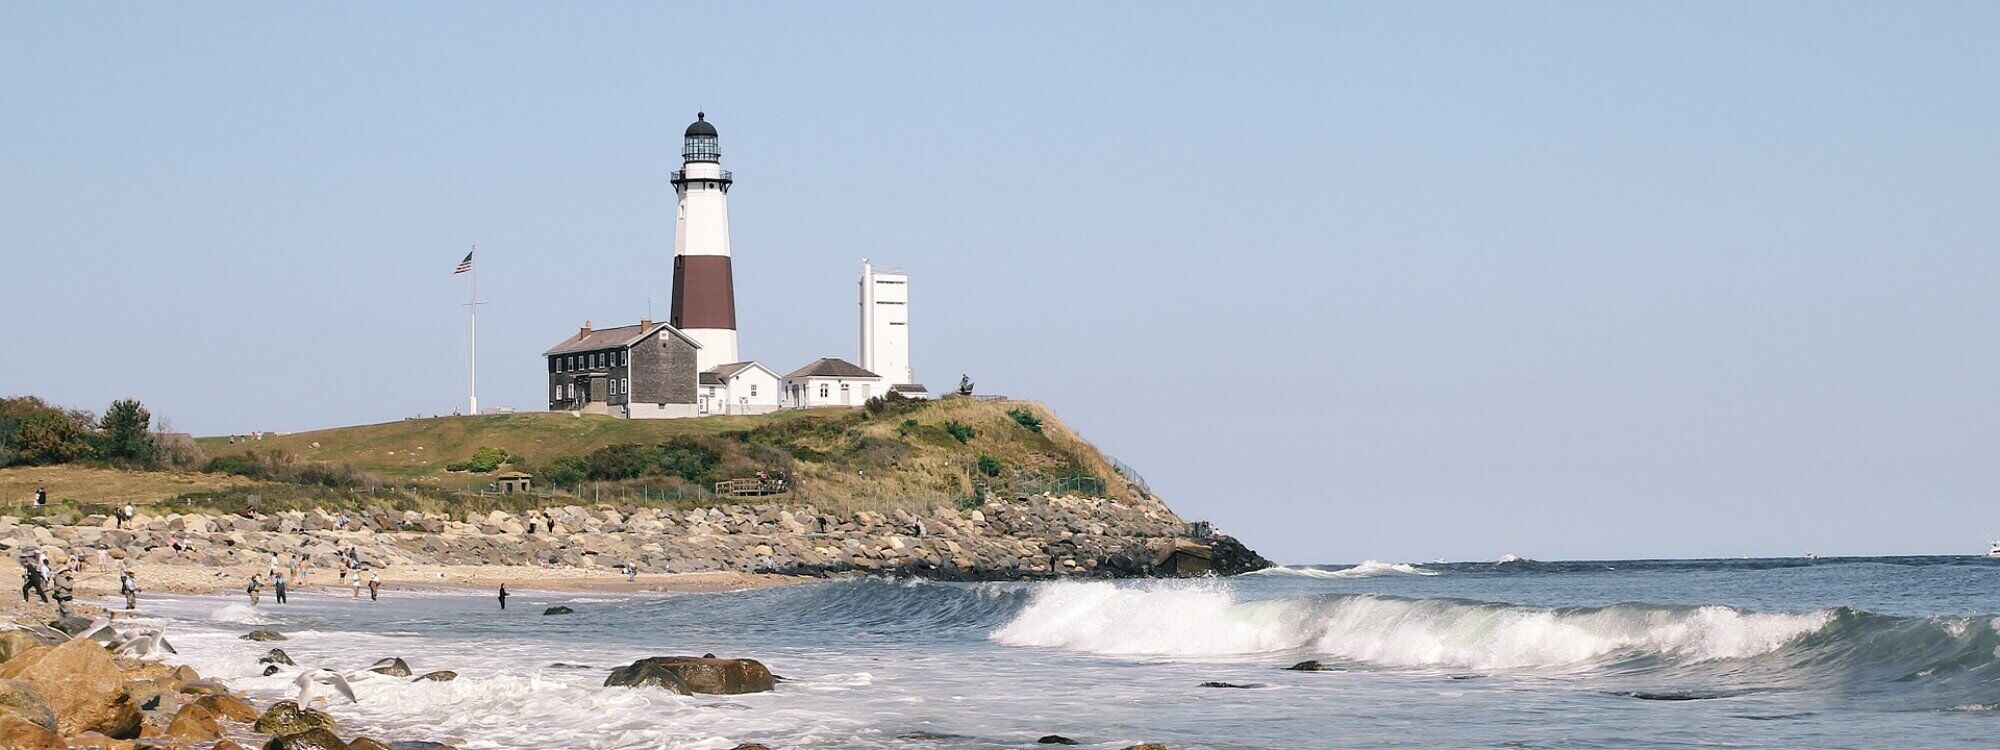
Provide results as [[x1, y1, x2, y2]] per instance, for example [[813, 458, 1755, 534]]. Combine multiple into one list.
[[196, 399, 1135, 513]]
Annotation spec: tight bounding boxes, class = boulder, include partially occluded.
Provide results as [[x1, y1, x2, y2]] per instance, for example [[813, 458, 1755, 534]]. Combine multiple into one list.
[[165, 702, 224, 741], [368, 658, 411, 677], [1038, 737, 1080, 745], [47, 616, 93, 637], [264, 727, 350, 750], [542, 606, 574, 616], [1285, 660, 1326, 671], [0, 714, 64, 750], [0, 630, 57, 663], [0, 638, 142, 738], [193, 693, 259, 723], [731, 745, 770, 750], [0, 679, 57, 733], [603, 656, 775, 695], [260, 649, 295, 665], [253, 700, 337, 737], [215, 740, 247, 750], [241, 630, 287, 642], [179, 679, 233, 696], [348, 739, 391, 750], [263, 664, 283, 677], [66, 730, 130, 749], [413, 671, 457, 682]]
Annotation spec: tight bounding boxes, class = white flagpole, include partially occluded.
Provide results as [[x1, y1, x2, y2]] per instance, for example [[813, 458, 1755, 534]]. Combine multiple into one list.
[[468, 244, 479, 415]]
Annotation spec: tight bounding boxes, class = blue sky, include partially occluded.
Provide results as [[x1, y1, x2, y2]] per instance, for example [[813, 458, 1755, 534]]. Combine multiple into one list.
[[4, 3, 1996, 562]]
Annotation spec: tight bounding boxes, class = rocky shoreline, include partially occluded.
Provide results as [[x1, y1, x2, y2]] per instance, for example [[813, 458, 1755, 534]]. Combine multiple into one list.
[[0, 493, 1266, 583]]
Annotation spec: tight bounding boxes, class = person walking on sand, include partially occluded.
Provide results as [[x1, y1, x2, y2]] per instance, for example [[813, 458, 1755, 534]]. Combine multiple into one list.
[[497, 583, 508, 610], [274, 572, 288, 604], [247, 574, 262, 605], [351, 571, 362, 599], [20, 560, 47, 603], [367, 571, 381, 601]]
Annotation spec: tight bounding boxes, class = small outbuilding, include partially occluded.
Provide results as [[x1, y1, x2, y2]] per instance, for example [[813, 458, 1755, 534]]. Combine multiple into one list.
[[495, 471, 533, 494]]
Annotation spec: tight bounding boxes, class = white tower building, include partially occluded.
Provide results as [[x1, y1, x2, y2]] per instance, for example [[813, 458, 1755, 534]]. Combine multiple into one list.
[[670, 112, 739, 372], [859, 260, 915, 388]]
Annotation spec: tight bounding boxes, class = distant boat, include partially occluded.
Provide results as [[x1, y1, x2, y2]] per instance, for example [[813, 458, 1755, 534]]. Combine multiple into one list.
[[1986, 540, 2000, 558], [1804, 551, 1820, 560]]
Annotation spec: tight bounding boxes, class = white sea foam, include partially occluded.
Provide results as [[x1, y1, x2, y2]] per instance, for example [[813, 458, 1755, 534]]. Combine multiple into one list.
[[991, 581, 1830, 669], [1247, 561, 1439, 579], [207, 603, 275, 624]]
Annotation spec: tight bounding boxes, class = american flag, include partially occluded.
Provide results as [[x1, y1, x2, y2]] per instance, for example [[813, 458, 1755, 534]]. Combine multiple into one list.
[[454, 250, 474, 275]]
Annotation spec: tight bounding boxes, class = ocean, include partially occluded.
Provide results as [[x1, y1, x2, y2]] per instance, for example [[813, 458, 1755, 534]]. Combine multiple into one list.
[[131, 556, 2000, 749]]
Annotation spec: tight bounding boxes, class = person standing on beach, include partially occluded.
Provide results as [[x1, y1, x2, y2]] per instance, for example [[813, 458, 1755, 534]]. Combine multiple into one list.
[[274, 572, 288, 604], [351, 572, 362, 599], [497, 583, 508, 610], [367, 571, 381, 601], [247, 574, 262, 605], [50, 568, 73, 618], [118, 570, 137, 610]]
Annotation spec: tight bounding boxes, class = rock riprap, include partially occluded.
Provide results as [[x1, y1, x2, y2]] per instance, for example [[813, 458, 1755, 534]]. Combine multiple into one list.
[[604, 656, 775, 695], [0, 493, 1266, 580]]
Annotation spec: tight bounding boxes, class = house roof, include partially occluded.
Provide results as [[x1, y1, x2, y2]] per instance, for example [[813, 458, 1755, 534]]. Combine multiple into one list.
[[542, 322, 700, 356], [698, 372, 724, 386], [707, 361, 773, 379], [783, 358, 881, 380], [889, 383, 930, 395]]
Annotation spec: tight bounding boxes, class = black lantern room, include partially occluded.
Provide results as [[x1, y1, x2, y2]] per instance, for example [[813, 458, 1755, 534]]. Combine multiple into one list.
[[682, 112, 720, 163]]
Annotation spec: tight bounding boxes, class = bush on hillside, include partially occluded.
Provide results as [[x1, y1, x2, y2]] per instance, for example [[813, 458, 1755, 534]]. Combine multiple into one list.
[[0, 397, 96, 466], [942, 421, 977, 444], [579, 440, 719, 482], [863, 391, 922, 417], [537, 456, 588, 486], [1006, 407, 1043, 434], [447, 446, 513, 473], [977, 454, 1002, 477], [204, 448, 378, 488]]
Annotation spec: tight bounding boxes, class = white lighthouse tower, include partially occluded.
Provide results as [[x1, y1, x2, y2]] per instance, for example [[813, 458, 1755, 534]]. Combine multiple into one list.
[[859, 260, 916, 388], [670, 112, 739, 372]]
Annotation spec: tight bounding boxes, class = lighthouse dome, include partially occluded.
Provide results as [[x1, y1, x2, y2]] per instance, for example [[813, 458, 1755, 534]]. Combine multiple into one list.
[[684, 112, 717, 137]]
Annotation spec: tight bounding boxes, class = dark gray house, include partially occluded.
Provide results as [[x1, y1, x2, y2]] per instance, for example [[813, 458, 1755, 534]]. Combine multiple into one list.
[[543, 320, 702, 419]]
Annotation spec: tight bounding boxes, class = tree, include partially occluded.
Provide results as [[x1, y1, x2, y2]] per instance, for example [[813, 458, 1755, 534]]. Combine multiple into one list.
[[14, 411, 92, 465], [98, 399, 155, 463]]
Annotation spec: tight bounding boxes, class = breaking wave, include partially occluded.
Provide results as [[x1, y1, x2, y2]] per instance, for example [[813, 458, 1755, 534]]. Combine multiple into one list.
[[985, 580, 2000, 706], [1246, 562, 1439, 579]]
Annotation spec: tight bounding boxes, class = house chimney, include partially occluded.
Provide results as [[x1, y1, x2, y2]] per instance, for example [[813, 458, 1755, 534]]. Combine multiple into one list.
[[639, 317, 653, 330], [579, 320, 592, 339]]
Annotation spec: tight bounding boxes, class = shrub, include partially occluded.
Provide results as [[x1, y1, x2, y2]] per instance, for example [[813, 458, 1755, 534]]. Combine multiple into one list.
[[943, 421, 977, 444], [1006, 407, 1043, 434], [977, 454, 1002, 477], [579, 440, 720, 483], [11, 411, 93, 465], [863, 391, 921, 417], [206, 454, 261, 477], [540, 456, 588, 486], [447, 446, 512, 473]]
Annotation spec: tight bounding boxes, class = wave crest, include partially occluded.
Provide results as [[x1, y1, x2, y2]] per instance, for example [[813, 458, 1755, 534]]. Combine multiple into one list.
[[991, 581, 1830, 669]]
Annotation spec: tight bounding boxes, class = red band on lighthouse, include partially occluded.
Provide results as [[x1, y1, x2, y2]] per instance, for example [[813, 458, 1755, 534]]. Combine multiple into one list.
[[670, 255, 737, 331]]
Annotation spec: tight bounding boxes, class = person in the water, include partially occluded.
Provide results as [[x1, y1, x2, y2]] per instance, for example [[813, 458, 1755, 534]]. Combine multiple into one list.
[[498, 582, 508, 610]]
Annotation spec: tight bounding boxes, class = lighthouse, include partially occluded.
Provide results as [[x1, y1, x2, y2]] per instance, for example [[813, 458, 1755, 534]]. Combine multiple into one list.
[[670, 112, 739, 371]]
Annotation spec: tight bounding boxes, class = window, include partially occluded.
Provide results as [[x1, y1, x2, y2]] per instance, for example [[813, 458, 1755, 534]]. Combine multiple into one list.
[[819, 384, 829, 398], [749, 384, 757, 397], [553, 384, 560, 401]]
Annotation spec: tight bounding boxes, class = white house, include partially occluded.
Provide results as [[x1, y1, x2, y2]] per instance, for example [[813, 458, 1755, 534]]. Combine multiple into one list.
[[782, 358, 884, 408], [700, 361, 782, 415]]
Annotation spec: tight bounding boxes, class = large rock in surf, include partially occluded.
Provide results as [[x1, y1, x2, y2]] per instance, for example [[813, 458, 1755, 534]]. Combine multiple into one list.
[[265, 726, 352, 750], [46, 616, 94, 637], [543, 606, 574, 615], [369, 658, 412, 677], [604, 656, 774, 695], [261, 648, 295, 665], [1285, 660, 1326, 671], [254, 700, 338, 737], [194, 692, 260, 723], [349, 738, 392, 750], [414, 670, 457, 682], [0, 639, 143, 738], [242, 630, 288, 642]]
